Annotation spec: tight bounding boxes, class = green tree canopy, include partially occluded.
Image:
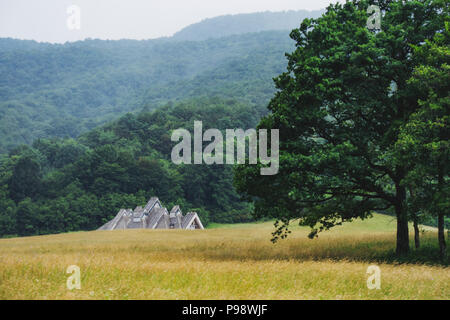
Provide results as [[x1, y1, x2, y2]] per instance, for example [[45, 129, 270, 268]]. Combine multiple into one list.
[[234, 0, 449, 255]]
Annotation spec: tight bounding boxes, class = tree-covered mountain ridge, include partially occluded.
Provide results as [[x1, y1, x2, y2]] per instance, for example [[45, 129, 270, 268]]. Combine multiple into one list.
[[0, 10, 325, 154], [171, 10, 325, 41]]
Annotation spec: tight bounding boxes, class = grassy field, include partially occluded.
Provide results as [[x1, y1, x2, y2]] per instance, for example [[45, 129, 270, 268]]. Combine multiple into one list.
[[0, 213, 448, 300]]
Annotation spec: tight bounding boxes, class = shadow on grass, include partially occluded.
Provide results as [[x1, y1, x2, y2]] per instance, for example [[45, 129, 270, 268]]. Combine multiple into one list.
[[380, 243, 449, 266], [197, 236, 449, 266]]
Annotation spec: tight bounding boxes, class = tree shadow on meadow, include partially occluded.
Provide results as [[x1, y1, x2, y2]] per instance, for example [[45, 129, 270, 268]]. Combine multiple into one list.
[[194, 234, 450, 266]]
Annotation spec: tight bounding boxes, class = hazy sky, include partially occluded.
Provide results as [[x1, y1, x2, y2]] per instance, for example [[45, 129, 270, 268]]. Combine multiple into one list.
[[0, 0, 342, 43]]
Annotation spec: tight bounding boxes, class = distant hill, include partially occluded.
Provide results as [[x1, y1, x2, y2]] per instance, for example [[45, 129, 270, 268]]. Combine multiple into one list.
[[0, 10, 324, 153], [172, 10, 325, 41], [0, 31, 294, 153]]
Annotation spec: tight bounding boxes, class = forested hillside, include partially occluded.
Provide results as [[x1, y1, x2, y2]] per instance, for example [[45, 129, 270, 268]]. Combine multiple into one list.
[[171, 10, 324, 41], [0, 98, 265, 237], [0, 10, 330, 237], [0, 9, 323, 154]]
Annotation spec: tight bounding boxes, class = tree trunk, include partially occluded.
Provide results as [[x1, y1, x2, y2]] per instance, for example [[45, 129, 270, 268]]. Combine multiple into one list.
[[438, 212, 446, 260], [409, 188, 420, 249], [396, 206, 410, 255], [438, 170, 446, 260], [395, 185, 409, 255], [413, 215, 420, 249]]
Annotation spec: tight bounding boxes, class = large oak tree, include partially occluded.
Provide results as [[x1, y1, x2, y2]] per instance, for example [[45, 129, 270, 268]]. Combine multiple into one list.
[[234, 0, 448, 255]]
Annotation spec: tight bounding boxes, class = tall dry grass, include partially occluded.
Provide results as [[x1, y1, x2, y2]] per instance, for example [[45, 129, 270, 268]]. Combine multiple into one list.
[[0, 214, 448, 299]]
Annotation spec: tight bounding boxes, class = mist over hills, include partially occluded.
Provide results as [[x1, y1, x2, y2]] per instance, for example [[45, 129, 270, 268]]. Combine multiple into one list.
[[172, 10, 325, 41], [0, 10, 321, 153]]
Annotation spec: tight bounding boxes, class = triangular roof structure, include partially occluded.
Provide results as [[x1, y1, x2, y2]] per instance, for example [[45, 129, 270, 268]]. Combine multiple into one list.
[[182, 212, 204, 230], [97, 197, 204, 231]]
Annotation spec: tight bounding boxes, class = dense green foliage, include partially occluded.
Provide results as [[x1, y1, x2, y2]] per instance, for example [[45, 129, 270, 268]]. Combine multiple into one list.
[[234, 0, 449, 255], [0, 98, 265, 237], [0, 31, 294, 154]]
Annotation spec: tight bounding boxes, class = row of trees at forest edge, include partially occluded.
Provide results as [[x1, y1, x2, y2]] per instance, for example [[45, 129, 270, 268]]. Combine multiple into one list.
[[235, 0, 449, 257], [0, 99, 264, 237]]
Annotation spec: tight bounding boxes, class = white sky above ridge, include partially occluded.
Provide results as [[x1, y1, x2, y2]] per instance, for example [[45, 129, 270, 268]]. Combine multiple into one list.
[[0, 0, 343, 43]]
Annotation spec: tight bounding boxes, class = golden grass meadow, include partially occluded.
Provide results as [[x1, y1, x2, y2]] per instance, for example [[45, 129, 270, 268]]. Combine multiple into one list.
[[0, 213, 448, 300]]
